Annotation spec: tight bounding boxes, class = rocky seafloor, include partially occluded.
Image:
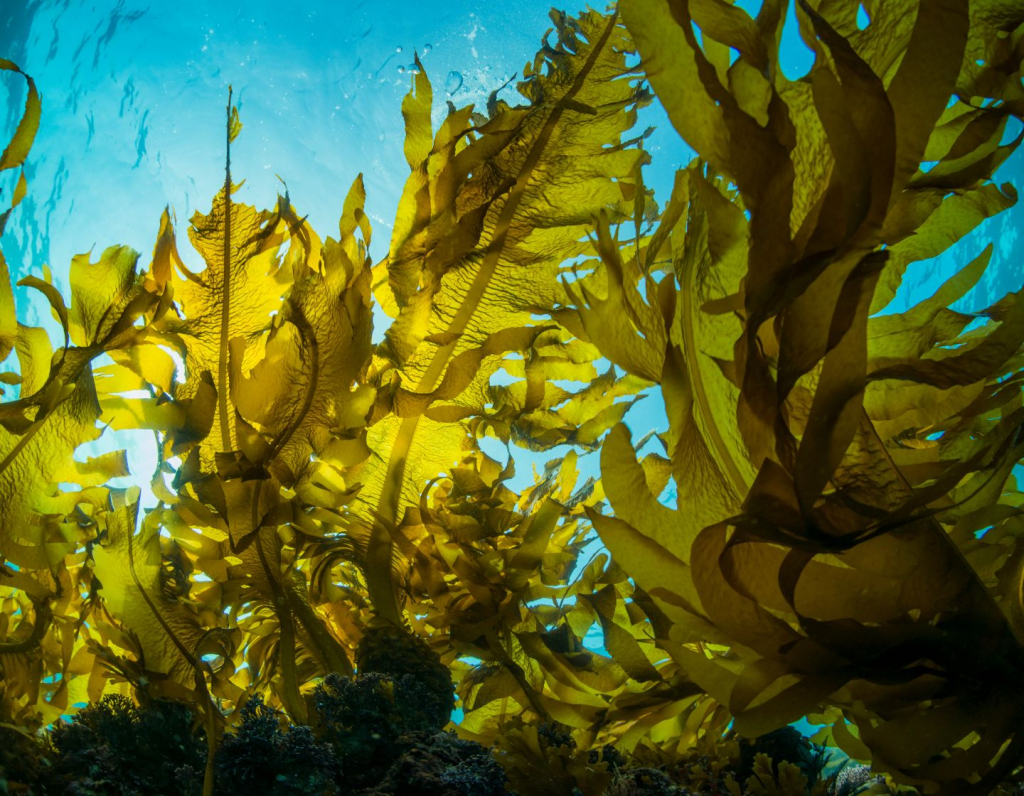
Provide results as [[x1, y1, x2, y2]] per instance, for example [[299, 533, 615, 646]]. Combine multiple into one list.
[[0, 668, 936, 796]]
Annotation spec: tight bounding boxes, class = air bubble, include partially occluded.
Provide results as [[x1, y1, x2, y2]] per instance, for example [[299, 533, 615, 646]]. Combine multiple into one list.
[[445, 70, 463, 95]]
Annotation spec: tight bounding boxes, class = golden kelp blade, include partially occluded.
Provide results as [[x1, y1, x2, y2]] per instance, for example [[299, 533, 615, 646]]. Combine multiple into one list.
[[358, 8, 651, 626], [0, 60, 167, 730], [0, 59, 39, 379], [0, 59, 38, 361], [92, 492, 238, 699], [1, 239, 169, 574], [0, 366, 122, 570], [606, 0, 1024, 792], [0, 207, 173, 579], [574, 165, 755, 645], [394, 447, 677, 741], [119, 171, 374, 715]]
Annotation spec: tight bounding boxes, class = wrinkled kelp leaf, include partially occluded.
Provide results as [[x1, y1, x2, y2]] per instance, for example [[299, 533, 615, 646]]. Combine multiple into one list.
[[355, 8, 651, 626], [111, 126, 374, 717], [0, 360, 117, 569], [0, 246, 166, 570]]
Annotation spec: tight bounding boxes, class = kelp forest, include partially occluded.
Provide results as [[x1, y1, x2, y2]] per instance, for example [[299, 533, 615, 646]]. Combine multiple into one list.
[[2, 0, 1024, 794]]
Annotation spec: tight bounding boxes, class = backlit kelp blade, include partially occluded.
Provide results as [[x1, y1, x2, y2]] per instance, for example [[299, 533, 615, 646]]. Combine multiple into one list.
[[98, 100, 374, 721], [0, 60, 184, 732], [356, 8, 653, 626], [598, 0, 1024, 792], [0, 58, 38, 240]]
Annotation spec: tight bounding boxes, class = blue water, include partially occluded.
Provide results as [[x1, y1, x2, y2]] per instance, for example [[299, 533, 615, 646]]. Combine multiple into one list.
[[3, 0, 1021, 479], [2, 0, 1023, 740]]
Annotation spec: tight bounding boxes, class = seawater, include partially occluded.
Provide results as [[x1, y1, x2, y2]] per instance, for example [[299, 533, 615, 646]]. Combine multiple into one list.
[[2, 0, 1023, 736]]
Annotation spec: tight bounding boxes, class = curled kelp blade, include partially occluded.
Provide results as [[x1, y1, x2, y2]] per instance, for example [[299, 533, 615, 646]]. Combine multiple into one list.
[[603, 0, 1024, 792], [356, 8, 653, 626]]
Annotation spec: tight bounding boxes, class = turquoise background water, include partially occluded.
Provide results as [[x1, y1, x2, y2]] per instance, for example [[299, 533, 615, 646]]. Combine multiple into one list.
[[2, 0, 1023, 733], [2, 0, 1021, 488]]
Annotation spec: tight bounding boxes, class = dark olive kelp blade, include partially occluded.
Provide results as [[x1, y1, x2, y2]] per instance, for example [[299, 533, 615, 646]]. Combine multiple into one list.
[[604, 0, 1024, 792]]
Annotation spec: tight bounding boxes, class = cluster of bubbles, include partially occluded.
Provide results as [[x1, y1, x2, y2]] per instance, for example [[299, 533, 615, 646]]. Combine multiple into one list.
[[396, 43, 432, 76]]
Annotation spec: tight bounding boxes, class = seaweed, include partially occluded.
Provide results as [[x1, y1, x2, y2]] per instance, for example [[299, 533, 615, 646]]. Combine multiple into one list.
[[47, 695, 205, 795], [214, 695, 336, 796], [585, 1, 1024, 793], [1, 1, 1024, 794]]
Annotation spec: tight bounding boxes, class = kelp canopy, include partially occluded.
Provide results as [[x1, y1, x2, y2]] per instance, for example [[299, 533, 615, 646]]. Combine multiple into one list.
[[1, 0, 1024, 794]]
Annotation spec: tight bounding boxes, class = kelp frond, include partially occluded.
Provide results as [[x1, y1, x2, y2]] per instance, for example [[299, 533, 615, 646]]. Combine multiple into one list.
[[356, 8, 653, 626], [592, 1, 1024, 793], [2, 2, 1024, 793]]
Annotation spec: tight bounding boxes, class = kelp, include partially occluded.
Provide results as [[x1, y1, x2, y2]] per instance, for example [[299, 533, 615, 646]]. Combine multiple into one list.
[[590, 0, 1024, 793], [353, 7, 651, 627], [2, 1, 1024, 794], [99, 95, 375, 721], [396, 448, 663, 739], [1, 5, 650, 745]]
